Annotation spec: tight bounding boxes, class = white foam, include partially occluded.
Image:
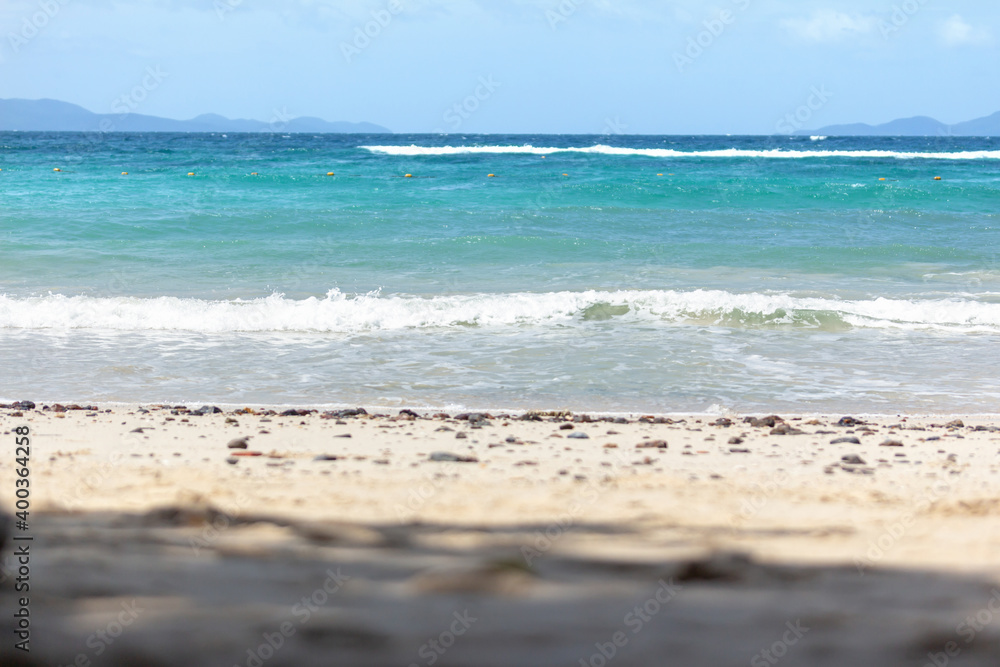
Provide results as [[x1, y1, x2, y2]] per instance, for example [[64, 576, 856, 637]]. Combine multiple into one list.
[[2, 289, 1000, 334], [360, 144, 1000, 160]]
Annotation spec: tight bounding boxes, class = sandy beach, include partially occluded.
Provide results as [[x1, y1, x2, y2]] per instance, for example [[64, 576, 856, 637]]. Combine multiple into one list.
[[2, 403, 999, 666]]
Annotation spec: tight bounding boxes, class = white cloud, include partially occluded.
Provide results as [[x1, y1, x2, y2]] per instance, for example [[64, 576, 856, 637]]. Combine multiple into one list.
[[780, 9, 878, 43], [940, 14, 991, 47]]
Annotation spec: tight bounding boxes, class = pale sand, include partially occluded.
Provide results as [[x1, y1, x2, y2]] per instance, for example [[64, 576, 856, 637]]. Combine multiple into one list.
[[2, 405, 1000, 666]]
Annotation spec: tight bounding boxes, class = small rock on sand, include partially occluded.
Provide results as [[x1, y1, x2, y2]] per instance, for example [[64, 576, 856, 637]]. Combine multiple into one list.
[[880, 439, 904, 447], [636, 440, 668, 449], [568, 432, 589, 439], [227, 437, 250, 450], [429, 452, 478, 463], [830, 437, 861, 445]]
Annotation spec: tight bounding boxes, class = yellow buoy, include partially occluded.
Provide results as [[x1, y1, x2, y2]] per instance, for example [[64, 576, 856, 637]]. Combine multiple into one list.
[[562, 173, 568, 176], [121, 172, 128, 175], [251, 172, 259, 176], [404, 174, 413, 178], [488, 174, 496, 178], [657, 173, 663, 176], [53, 168, 61, 172], [326, 172, 334, 176], [188, 172, 195, 176], [934, 176, 942, 180], [879, 177, 886, 181]]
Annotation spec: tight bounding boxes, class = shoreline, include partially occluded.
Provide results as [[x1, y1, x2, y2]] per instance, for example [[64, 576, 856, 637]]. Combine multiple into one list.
[[4, 398, 1000, 420]]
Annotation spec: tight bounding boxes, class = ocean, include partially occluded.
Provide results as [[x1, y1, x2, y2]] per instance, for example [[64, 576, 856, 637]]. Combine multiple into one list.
[[1, 132, 999, 413]]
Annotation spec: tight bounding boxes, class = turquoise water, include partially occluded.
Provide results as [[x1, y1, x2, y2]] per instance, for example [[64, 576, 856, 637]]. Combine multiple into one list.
[[2, 133, 999, 412]]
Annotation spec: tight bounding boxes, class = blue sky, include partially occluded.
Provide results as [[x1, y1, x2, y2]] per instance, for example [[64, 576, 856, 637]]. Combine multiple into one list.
[[0, 0, 997, 133]]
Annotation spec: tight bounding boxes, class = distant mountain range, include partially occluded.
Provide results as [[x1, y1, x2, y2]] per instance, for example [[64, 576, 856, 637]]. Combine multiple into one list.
[[0, 98, 391, 133], [800, 111, 1000, 137]]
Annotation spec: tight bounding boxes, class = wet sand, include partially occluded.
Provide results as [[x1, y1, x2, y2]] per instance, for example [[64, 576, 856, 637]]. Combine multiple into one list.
[[2, 404, 1000, 666]]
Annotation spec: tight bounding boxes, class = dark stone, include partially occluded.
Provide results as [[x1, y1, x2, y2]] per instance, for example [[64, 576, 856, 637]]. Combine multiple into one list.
[[830, 437, 861, 445], [770, 424, 804, 435], [728, 436, 744, 445], [227, 437, 250, 449], [880, 439, 905, 447], [429, 452, 478, 463], [636, 440, 668, 449], [567, 432, 590, 439], [559, 423, 575, 430], [398, 409, 420, 419], [639, 416, 675, 424], [837, 416, 865, 427], [313, 454, 341, 461], [746, 415, 782, 428], [572, 414, 593, 423], [675, 552, 753, 582], [192, 405, 222, 415], [714, 418, 733, 427], [456, 412, 491, 422], [841, 454, 866, 465], [280, 409, 315, 417]]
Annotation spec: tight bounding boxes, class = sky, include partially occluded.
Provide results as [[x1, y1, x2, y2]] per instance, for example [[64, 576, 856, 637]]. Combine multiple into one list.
[[0, 0, 997, 134]]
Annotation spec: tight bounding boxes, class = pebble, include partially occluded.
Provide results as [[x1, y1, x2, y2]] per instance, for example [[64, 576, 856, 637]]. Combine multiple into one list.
[[841, 454, 867, 465], [636, 440, 668, 449], [0, 400, 35, 410], [313, 454, 340, 461], [429, 452, 478, 463], [746, 415, 782, 428], [567, 432, 589, 439], [226, 437, 250, 450], [226, 457, 238, 465], [324, 408, 367, 419], [830, 437, 861, 445], [880, 439, 905, 447], [728, 436, 744, 445], [455, 432, 468, 439]]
